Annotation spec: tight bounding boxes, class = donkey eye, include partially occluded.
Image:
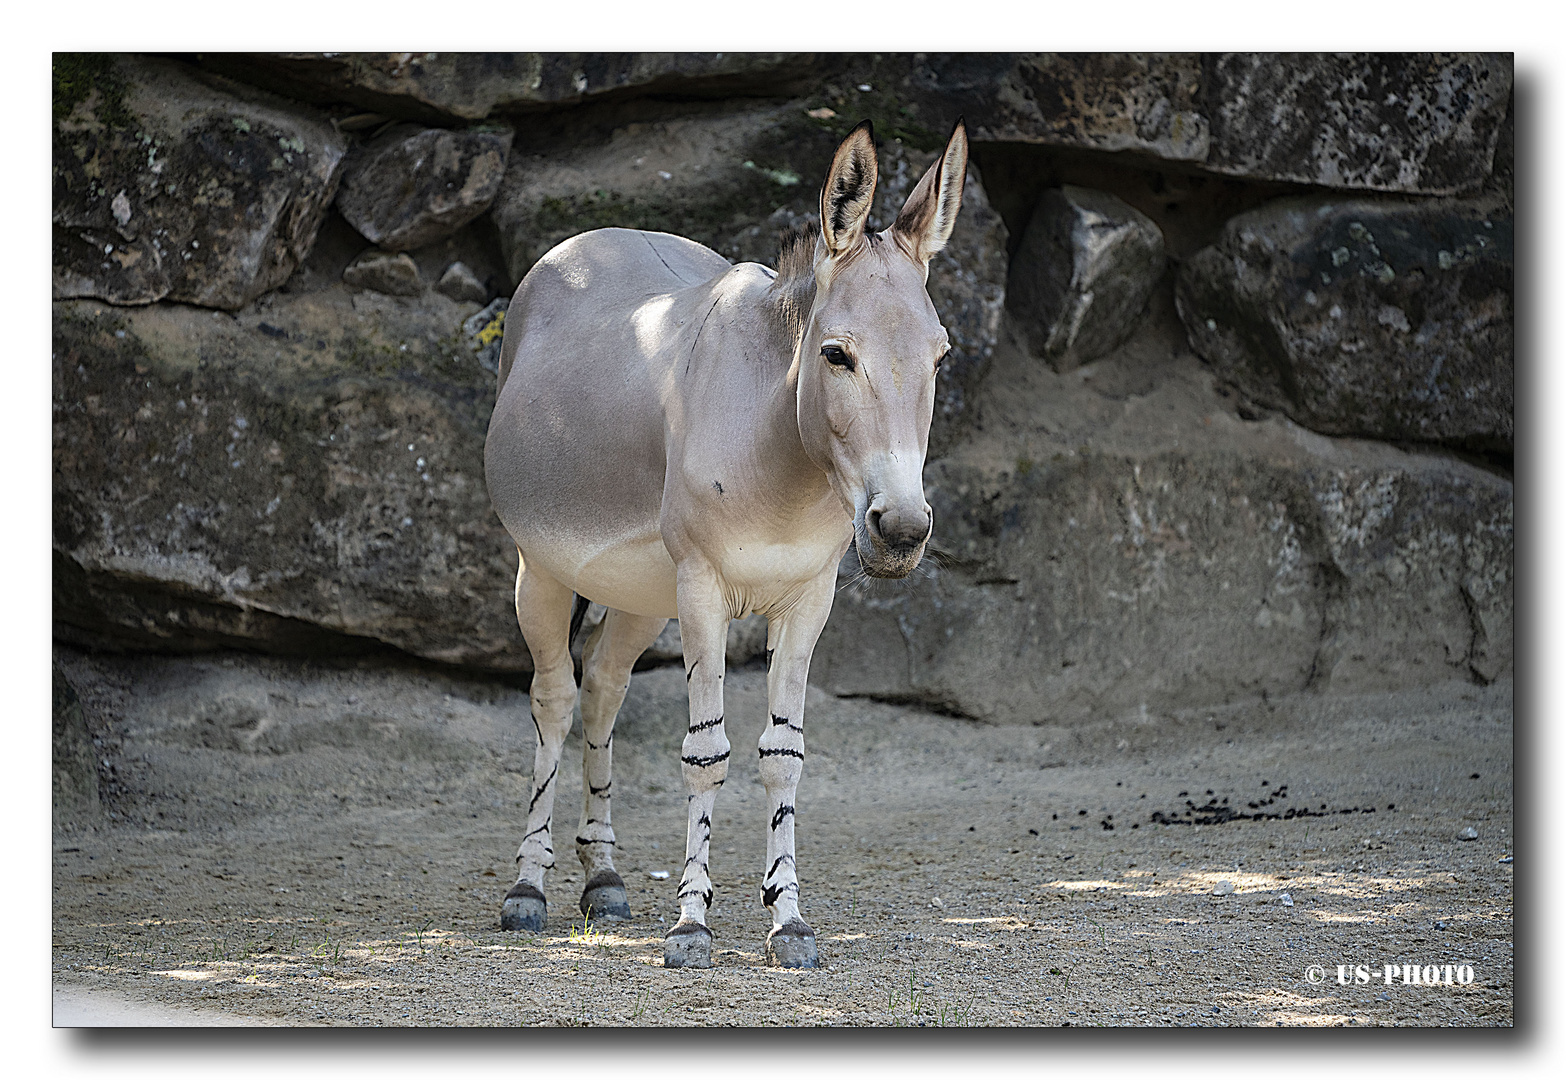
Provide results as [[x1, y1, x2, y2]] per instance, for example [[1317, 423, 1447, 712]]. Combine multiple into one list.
[[821, 345, 855, 371]]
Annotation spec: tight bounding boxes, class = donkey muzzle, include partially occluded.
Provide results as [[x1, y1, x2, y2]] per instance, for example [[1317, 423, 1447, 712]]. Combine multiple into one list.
[[855, 499, 932, 578]]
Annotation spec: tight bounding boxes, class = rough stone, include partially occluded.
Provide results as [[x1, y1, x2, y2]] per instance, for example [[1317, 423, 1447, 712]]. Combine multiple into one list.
[[1201, 53, 1513, 196], [810, 336, 1512, 724], [342, 249, 423, 296], [804, 53, 1510, 196], [52, 288, 526, 671], [1006, 186, 1166, 372], [198, 53, 828, 124], [336, 124, 512, 251], [53, 663, 100, 821], [884, 53, 1212, 162], [490, 100, 1007, 454], [1175, 195, 1513, 454], [436, 261, 491, 304], [53, 54, 346, 310], [188, 52, 1510, 197]]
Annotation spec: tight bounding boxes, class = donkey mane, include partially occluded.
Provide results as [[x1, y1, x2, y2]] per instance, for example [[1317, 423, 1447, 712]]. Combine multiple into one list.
[[766, 220, 819, 344]]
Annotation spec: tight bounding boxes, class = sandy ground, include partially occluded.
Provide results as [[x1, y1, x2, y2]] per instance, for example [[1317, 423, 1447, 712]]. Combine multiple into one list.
[[52, 646, 1512, 1028]]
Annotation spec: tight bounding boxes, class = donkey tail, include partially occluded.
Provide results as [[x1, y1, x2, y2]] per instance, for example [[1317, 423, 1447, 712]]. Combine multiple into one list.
[[568, 594, 590, 648]]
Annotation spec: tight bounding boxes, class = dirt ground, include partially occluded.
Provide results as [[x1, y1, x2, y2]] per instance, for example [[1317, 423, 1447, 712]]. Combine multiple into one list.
[[51, 645, 1513, 1027]]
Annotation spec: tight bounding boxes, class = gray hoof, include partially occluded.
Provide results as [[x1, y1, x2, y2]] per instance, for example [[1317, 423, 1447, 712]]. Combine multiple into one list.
[[500, 881, 546, 932], [766, 918, 818, 968], [662, 921, 713, 968], [580, 869, 631, 921]]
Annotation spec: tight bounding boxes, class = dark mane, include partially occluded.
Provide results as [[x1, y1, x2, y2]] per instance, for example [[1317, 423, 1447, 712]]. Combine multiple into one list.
[[767, 220, 818, 344]]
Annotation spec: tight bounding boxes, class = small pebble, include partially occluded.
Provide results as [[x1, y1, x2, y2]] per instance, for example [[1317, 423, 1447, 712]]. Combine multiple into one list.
[[1458, 826, 1479, 841], [648, 870, 669, 880], [1213, 880, 1234, 896], [1498, 855, 1513, 864], [930, 896, 944, 909], [1280, 893, 1293, 907]]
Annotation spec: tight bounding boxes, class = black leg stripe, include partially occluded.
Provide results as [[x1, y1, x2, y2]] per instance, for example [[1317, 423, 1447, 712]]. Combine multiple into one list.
[[575, 837, 615, 846], [758, 747, 805, 760], [771, 804, 794, 830], [529, 762, 558, 811], [589, 782, 611, 795], [689, 715, 725, 732], [682, 751, 730, 768], [767, 854, 794, 878]]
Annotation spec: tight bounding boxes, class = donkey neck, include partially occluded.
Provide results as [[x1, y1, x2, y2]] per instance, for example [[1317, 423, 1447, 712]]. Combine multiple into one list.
[[751, 272, 836, 517]]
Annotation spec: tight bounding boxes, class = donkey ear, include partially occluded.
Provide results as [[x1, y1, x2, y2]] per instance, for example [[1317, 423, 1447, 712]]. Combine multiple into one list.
[[892, 118, 969, 263], [819, 120, 879, 257]]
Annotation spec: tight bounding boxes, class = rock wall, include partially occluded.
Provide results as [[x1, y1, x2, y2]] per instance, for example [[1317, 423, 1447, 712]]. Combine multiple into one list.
[[53, 52, 1513, 721]]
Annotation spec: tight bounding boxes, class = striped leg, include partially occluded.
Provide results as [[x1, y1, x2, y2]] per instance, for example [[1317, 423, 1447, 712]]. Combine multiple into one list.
[[758, 569, 835, 968], [501, 554, 577, 933], [576, 608, 668, 921], [664, 571, 731, 968]]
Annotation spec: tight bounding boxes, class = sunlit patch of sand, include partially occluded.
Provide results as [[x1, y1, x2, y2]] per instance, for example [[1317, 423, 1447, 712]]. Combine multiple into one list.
[[941, 916, 1032, 930]]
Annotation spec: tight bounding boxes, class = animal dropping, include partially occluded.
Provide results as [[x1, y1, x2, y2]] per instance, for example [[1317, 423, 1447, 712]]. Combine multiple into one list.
[[484, 118, 971, 969]]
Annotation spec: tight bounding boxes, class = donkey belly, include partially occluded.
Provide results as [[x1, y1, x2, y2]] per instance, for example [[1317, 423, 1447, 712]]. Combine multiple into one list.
[[487, 381, 679, 619], [536, 527, 679, 619]]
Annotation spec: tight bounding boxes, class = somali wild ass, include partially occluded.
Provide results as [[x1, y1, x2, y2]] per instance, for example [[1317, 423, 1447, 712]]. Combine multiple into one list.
[[484, 117, 969, 968]]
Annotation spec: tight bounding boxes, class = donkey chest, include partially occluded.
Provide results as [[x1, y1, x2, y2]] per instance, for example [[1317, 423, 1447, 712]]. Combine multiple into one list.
[[706, 514, 852, 615]]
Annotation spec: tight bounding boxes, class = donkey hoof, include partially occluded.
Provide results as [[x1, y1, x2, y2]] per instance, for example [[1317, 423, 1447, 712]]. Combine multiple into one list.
[[662, 921, 713, 968], [765, 918, 818, 968], [580, 870, 631, 920], [500, 881, 547, 932]]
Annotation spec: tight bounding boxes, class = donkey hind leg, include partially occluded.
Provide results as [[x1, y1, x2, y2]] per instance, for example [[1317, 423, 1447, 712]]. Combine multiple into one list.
[[501, 553, 578, 932], [664, 572, 731, 969], [757, 570, 836, 967], [575, 608, 668, 920]]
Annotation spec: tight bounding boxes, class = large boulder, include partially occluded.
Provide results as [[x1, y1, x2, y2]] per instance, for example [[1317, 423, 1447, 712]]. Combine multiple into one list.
[[812, 345, 1514, 723], [52, 54, 347, 310], [1175, 195, 1513, 454], [336, 124, 513, 250], [52, 287, 529, 670], [878, 53, 1510, 195], [186, 53, 1510, 197], [1200, 53, 1514, 196], [888, 53, 1212, 163], [196, 53, 827, 124], [490, 101, 1007, 453], [52, 284, 778, 673], [1005, 186, 1166, 371]]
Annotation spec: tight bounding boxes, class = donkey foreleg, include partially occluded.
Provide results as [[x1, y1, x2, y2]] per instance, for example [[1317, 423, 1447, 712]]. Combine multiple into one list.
[[758, 570, 836, 968], [664, 570, 731, 968], [576, 609, 667, 921]]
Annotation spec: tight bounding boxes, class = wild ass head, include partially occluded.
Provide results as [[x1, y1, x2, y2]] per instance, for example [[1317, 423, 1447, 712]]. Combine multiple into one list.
[[790, 118, 969, 579]]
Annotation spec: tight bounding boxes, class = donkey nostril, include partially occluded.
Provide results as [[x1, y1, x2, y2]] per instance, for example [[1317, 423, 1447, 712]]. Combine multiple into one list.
[[866, 508, 884, 537]]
